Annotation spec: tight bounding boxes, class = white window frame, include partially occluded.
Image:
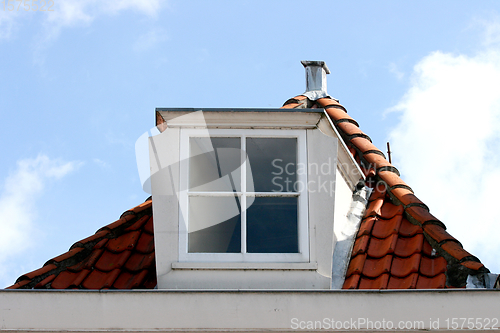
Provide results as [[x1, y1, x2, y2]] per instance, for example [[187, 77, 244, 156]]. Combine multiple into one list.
[[178, 128, 309, 263]]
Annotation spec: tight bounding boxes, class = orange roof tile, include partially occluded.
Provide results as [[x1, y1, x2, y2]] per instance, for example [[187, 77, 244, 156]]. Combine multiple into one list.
[[359, 273, 390, 289], [371, 216, 401, 238], [393, 234, 424, 257], [388, 273, 419, 289], [416, 274, 446, 289], [366, 234, 398, 258], [352, 235, 370, 256], [420, 256, 447, 277], [362, 255, 393, 278]]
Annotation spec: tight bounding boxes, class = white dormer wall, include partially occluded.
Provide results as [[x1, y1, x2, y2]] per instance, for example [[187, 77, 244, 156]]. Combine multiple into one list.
[[150, 109, 363, 289]]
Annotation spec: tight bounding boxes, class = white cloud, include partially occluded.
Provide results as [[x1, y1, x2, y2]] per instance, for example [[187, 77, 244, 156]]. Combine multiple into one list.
[[93, 158, 110, 169], [1, 0, 163, 42], [388, 45, 500, 272], [0, 10, 22, 40], [133, 28, 168, 52], [30, 0, 164, 65], [471, 14, 500, 48], [0, 154, 80, 286], [44, 0, 162, 28], [388, 62, 404, 80]]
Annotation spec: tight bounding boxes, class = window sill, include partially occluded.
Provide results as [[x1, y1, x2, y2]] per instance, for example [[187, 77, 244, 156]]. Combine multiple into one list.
[[171, 262, 318, 271]]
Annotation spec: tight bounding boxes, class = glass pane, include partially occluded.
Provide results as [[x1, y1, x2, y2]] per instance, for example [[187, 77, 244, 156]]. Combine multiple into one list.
[[189, 137, 242, 192], [188, 196, 241, 253], [246, 138, 297, 192], [246, 197, 298, 253]]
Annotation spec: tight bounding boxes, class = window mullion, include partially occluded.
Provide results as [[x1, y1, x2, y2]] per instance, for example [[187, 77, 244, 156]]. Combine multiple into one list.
[[241, 135, 247, 254]]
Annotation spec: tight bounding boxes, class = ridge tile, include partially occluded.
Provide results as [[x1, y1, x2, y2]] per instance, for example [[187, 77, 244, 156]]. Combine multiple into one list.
[[406, 206, 440, 225], [460, 261, 485, 271], [440, 241, 472, 261], [423, 224, 456, 244]]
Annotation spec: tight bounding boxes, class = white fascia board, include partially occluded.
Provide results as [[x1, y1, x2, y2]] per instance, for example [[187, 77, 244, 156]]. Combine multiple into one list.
[[156, 108, 322, 129], [172, 262, 318, 270], [317, 112, 364, 190], [2, 289, 500, 332]]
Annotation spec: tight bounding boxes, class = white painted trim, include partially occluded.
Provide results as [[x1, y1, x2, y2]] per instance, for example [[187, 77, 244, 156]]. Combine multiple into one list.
[[159, 110, 322, 129], [178, 128, 309, 263], [305, 129, 337, 278], [172, 262, 318, 270], [3, 289, 500, 332]]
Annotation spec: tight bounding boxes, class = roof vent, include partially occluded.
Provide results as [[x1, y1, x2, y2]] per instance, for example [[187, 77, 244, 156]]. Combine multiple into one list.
[[301, 60, 331, 100]]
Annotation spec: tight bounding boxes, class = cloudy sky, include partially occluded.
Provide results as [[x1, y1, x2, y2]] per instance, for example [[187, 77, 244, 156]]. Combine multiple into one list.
[[1, 0, 500, 288]]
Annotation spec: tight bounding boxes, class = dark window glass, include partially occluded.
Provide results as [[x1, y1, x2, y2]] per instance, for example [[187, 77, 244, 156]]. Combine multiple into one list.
[[246, 138, 297, 192], [246, 196, 298, 253]]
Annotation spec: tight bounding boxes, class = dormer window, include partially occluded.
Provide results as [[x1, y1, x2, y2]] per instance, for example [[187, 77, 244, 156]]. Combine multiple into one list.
[[150, 108, 363, 289], [179, 129, 308, 262]]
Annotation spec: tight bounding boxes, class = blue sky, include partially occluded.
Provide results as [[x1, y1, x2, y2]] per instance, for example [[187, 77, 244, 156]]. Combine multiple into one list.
[[1, 0, 500, 288]]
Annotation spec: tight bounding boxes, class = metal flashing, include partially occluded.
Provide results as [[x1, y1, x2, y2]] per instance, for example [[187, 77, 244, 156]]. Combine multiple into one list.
[[331, 185, 371, 289], [155, 107, 323, 113]]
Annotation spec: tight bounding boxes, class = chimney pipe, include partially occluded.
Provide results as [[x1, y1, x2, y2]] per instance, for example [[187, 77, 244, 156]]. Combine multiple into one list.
[[301, 60, 331, 100]]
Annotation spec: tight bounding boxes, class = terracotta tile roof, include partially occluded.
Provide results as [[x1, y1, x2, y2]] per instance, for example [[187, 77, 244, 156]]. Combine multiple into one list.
[[7, 198, 156, 289], [8, 95, 488, 290], [283, 95, 488, 289]]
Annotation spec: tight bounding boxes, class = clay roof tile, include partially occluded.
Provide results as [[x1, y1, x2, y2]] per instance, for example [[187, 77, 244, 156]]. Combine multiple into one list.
[[81, 268, 121, 289], [367, 234, 398, 258], [387, 273, 419, 289], [420, 256, 447, 277], [362, 255, 393, 278], [391, 253, 421, 278], [393, 234, 425, 258], [371, 215, 402, 239], [358, 273, 390, 289], [416, 274, 446, 289]]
